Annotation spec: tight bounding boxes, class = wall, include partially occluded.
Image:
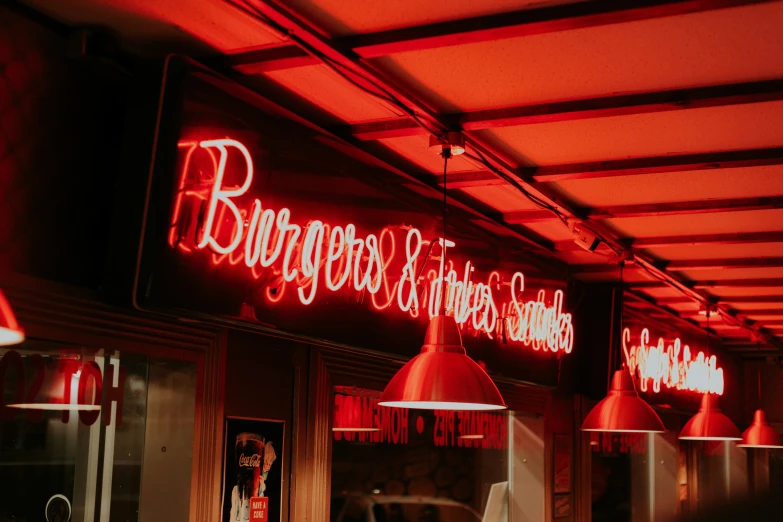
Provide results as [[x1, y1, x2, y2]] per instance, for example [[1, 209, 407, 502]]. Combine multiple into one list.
[[0, 6, 128, 289], [223, 330, 310, 522]]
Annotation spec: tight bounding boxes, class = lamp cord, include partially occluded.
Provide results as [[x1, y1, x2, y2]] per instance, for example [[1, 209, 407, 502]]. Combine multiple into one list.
[[441, 148, 451, 317], [618, 261, 624, 372], [757, 340, 762, 406], [706, 310, 711, 360]]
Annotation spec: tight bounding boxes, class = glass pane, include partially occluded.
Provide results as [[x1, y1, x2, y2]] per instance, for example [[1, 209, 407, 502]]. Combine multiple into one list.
[[0, 340, 198, 522], [588, 432, 649, 522], [330, 387, 508, 522]]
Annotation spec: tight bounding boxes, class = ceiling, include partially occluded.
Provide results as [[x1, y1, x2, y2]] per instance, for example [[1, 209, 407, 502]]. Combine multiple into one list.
[[21, 0, 783, 355]]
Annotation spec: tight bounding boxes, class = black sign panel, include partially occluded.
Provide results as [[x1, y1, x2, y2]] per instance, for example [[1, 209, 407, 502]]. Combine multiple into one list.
[[128, 57, 574, 385]]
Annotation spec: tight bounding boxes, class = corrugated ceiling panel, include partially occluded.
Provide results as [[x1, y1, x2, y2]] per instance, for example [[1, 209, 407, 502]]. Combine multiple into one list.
[[475, 101, 783, 165], [460, 185, 540, 212], [643, 243, 783, 261], [372, 3, 783, 111], [378, 135, 482, 173], [282, 0, 575, 36], [713, 287, 783, 297], [264, 64, 403, 122], [728, 302, 783, 311], [551, 165, 783, 208], [606, 209, 783, 238], [675, 267, 783, 280], [522, 220, 573, 241]]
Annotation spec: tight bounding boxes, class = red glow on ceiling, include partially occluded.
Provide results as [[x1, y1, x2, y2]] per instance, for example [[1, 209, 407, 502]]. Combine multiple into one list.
[[169, 138, 574, 353]]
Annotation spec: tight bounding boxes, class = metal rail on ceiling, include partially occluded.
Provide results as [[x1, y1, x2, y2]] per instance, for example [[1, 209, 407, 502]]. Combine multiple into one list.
[[228, 0, 782, 351]]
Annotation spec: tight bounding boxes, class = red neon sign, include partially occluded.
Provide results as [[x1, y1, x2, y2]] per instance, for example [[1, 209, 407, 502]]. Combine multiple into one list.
[[622, 328, 724, 395], [169, 138, 574, 353]]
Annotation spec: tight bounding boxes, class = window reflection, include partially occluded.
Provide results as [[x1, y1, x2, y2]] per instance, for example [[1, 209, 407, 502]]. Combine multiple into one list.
[[330, 387, 508, 522], [0, 340, 197, 522]]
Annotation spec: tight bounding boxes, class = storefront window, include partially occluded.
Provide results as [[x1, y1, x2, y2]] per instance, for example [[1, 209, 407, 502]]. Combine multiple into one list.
[[330, 387, 508, 522], [0, 339, 198, 521], [589, 433, 641, 522], [769, 450, 783, 492]]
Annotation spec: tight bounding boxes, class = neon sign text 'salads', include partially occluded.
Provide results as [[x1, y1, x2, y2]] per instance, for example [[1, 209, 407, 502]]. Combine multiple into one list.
[[168, 138, 574, 353], [623, 328, 724, 395]]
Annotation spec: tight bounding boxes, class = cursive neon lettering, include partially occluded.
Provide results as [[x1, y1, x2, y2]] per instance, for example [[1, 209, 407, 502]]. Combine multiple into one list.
[[198, 139, 254, 253], [172, 138, 575, 354], [623, 328, 724, 395]]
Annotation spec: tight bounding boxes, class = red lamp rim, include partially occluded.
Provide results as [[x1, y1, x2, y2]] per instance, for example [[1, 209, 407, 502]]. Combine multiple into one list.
[[0, 325, 25, 346], [377, 400, 507, 411], [0, 290, 24, 346], [582, 427, 665, 433], [680, 436, 743, 441]]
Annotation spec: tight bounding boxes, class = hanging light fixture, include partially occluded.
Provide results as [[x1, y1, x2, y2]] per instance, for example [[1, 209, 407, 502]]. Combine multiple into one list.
[[0, 289, 24, 346], [679, 393, 741, 441], [679, 310, 741, 441], [379, 135, 506, 411], [738, 410, 783, 449], [738, 361, 783, 448], [581, 262, 666, 433]]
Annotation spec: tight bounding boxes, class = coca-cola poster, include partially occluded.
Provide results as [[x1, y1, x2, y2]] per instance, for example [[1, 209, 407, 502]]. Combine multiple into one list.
[[222, 417, 284, 522]]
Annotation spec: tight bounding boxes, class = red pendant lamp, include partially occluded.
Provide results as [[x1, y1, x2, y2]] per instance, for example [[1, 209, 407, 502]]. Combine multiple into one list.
[[679, 310, 741, 441], [0, 289, 24, 346], [581, 263, 666, 433], [582, 369, 666, 433], [738, 410, 783, 449], [738, 363, 783, 448], [679, 393, 741, 441], [379, 138, 506, 412], [379, 314, 506, 410]]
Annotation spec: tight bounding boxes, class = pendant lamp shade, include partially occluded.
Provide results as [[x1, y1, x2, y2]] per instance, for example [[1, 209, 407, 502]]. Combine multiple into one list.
[[738, 409, 783, 448], [0, 290, 24, 346], [679, 393, 741, 441], [581, 370, 666, 433], [379, 315, 506, 411]]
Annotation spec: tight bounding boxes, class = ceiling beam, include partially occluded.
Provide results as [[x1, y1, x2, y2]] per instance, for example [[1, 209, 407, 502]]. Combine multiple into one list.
[[340, 0, 777, 58], [226, 45, 317, 73], [623, 289, 706, 337], [693, 278, 783, 288], [504, 210, 564, 224], [227, 1, 779, 72], [571, 264, 650, 275], [555, 231, 783, 251], [511, 196, 783, 223], [624, 281, 668, 289], [431, 171, 505, 188], [657, 295, 783, 304], [589, 196, 783, 219], [574, 258, 783, 274], [710, 310, 783, 317], [231, 0, 783, 353], [667, 257, 783, 271], [630, 231, 783, 248], [530, 147, 783, 182], [337, 81, 783, 141], [336, 80, 783, 140]]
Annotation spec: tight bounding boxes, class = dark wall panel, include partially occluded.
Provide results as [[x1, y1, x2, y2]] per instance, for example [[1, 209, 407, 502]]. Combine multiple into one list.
[[0, 6, 127, 288]]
